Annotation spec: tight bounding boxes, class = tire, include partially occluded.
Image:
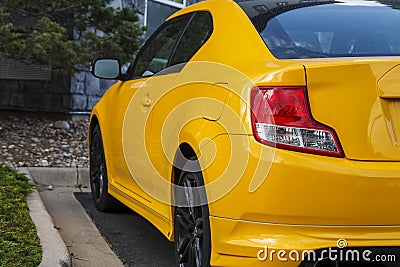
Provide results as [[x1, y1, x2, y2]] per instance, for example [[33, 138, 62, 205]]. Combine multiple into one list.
[[174, 169, 211, 267], [90, 124, 124, 212]]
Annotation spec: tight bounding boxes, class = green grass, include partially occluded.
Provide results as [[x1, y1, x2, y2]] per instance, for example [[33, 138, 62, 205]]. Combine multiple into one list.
[[0, 165, 41, 267]]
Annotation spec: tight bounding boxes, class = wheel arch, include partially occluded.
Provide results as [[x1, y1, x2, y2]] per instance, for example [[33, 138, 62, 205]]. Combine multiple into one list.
[[89, 114, 99, 146], [171, 142, 207, 243], [172, 142, 199, 187], [170, 142, 198, 241], [169, 118, 228, 219]]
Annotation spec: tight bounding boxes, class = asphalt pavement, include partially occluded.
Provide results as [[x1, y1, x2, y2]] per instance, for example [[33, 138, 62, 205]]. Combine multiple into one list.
[[75, 192, 175, 267], [25, 167, 175, 267]]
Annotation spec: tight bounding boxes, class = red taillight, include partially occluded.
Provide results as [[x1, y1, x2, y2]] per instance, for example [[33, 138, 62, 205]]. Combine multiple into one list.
[[250, 86, 344, 157]]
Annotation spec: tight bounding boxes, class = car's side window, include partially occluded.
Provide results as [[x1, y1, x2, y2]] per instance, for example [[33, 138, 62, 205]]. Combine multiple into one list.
[[131, 14, 191, 78], [169, 11, 213, 67]]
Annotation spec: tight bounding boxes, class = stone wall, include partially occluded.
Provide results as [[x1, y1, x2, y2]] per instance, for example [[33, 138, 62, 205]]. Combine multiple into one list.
[[70, 72, 115, 112], [0, 69, 115, 113], [0, 70, 72, 112], [69, 0, 144, 113]]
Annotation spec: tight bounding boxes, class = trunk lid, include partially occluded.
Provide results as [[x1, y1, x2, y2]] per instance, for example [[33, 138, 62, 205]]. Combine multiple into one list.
[[300, 58, 400, 161]]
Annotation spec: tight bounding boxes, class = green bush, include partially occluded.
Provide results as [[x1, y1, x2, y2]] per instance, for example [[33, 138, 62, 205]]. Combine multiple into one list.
[[0, 165, 41, 267]]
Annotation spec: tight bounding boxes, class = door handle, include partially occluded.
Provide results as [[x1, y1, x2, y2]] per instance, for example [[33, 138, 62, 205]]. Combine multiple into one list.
[[141, 94, 152, 107]]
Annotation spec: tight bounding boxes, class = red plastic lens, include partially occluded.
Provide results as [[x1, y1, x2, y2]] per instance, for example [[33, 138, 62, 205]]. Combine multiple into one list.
[[251, 86, 344, 157]]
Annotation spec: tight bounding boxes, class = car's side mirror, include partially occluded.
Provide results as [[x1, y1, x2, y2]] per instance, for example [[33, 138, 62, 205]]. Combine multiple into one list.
[[91, 58, 122, 80]]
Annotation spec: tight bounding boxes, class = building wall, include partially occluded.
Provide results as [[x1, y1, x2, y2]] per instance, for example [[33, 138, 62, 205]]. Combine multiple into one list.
[[0, 70, 71, 112], [69, 0, 146, 113]]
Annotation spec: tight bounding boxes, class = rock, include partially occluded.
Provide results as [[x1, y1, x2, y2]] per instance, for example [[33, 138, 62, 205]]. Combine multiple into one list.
[[31, 137, 40, 143], [53, 120, 71, 130], [0, 115, 88, 168], [47, 185, 54, 191]]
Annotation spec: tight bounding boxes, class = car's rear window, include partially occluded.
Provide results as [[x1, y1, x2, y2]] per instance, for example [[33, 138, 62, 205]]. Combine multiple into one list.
[[236, 0, 400, 59]]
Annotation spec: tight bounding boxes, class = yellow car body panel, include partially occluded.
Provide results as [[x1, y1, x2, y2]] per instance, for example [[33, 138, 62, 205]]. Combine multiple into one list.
[[90, 0, 400, 265], [299, 58, 400, 161], [210, 217, 400, 266]]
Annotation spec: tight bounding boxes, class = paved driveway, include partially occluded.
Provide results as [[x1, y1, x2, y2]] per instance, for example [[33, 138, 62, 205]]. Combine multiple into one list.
[[74, 192, 175, 267]]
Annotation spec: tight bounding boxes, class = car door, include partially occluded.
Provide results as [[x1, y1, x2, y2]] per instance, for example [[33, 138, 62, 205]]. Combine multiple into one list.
[[112, 14, 193, 218], [148, 11, 218, 194]]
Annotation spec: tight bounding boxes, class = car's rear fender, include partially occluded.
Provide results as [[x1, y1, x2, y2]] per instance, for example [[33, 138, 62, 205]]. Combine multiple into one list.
[[302, 58, 400, 161]]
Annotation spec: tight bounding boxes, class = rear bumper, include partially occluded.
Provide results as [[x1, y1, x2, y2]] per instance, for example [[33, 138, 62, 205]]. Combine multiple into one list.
[[201, 135, 400, 266], [210, 216, 400, 267], [205, 135, 400, 225]]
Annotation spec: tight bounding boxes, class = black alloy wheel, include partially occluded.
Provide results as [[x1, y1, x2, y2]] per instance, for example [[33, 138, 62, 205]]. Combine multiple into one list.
[[90, 124, 123, 212], [174, 170, 211, 267]]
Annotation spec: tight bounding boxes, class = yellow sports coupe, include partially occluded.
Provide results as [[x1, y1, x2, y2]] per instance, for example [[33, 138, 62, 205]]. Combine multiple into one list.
[[89, 0, 400, 266]]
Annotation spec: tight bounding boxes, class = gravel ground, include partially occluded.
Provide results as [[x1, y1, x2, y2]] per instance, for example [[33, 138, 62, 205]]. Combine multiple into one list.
[[0, 114, 89, 168]]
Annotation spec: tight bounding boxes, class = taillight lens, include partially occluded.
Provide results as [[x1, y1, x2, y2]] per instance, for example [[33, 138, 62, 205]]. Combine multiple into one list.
[[250, 86, 344, 157]]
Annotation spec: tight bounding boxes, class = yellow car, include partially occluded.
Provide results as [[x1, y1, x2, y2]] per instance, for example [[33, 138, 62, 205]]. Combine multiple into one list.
[[89, 0, 400, 266]]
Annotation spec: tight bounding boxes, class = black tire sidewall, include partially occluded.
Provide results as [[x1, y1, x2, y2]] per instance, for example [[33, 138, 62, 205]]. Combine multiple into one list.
[[174, 169, 211, 267], [90, 125, 120, 212]]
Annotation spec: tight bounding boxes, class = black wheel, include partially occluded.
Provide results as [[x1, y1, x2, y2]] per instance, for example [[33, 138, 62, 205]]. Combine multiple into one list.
[[174, 170, 211, 267], [90, 124, 123, 212]]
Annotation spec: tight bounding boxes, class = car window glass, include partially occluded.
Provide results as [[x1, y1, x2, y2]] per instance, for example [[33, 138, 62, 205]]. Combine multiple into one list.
[[169, 11, 213, 66], [237, 1, 400, 59], [132, 15, 191, 77]]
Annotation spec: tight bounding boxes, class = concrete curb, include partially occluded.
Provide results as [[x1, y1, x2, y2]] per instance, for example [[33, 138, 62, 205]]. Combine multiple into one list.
[[22, 167, 124, 267], [19, 168, 72, 267], [27, 167, 90, 187]]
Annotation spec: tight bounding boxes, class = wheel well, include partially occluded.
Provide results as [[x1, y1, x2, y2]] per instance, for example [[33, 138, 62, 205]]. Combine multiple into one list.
[[172, 143, 198, 186], [89, 115, 99, 146], [171, 143, 210, 242]]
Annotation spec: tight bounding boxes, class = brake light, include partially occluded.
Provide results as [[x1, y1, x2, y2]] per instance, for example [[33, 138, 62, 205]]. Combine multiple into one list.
[[250, 86, 344, 157]]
